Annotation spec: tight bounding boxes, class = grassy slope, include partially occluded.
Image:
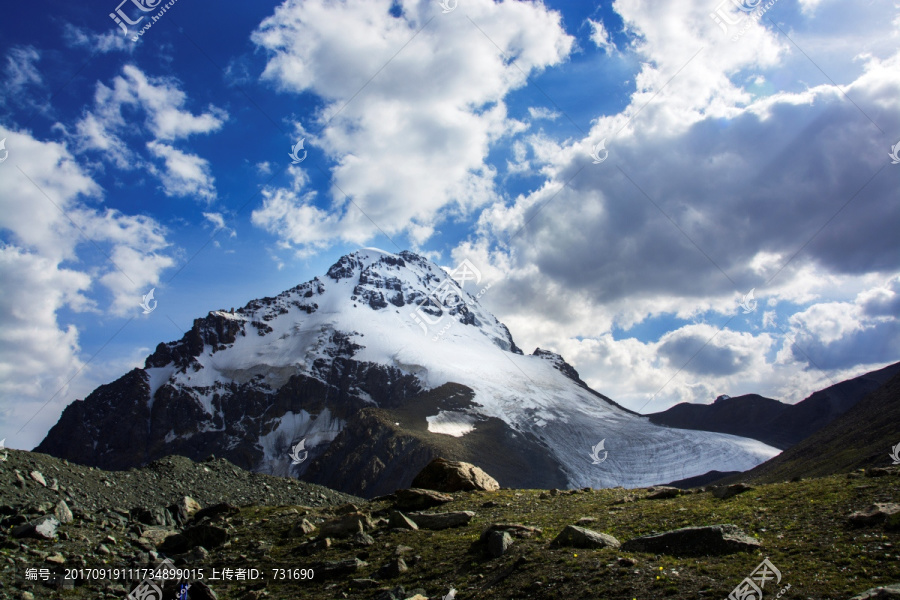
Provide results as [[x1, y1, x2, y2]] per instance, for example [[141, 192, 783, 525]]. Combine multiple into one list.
[[14, 472, 899, 600], [725, 371, 900, 485]]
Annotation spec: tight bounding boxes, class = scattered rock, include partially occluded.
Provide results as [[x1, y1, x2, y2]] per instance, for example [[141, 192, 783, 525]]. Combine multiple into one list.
[[645, 486, 681, 500], [550, 525, 620, 549], [29, 471, 47, 487], [349, 531, 375, 546], [11, 516, 59, 540], [849, 583, 900, 599], [313, 558, 368, 577], [480, 523, 542, 540], [160, 524, 229, 553], [576, 517, 596, 525], [865, 467, 898, 478], [54, 500, 73, 524], [487, 530, 513, 558], [616, 557, 636, 567], [410, 458, 500, 493], [407, 511, 475, 530], [393, 488, 454, 511], [711, 483, 755, 500], [140, 527, 179, 547], [849, 504, 900, 528], [45, 553, 65, 564], [377, 557, 409, 578], [388, 511, 419, 530], [319, 512, 375, 538], [621, 524, 759, 556], [289, 518, 317, 537]]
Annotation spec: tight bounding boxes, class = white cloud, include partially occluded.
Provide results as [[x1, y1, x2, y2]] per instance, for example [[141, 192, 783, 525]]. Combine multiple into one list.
[[250, 0, 573, 254], [70, 65, 227, 199], [528, 106, 561, 120], [147, 141, 217, 202], [64, 24, 134, 54], [0, 130, 175, 448], [455, 0, 900, 410], [202, 211, 236, 238], [587, 18, 616, 54]]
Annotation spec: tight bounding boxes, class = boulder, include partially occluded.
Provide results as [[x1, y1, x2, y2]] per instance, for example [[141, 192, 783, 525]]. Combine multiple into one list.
[[407, 511, 475, 530], [487, 530, 513, 558], [389, 511, 419, 530], [377, 557, 408, 579], [319, 512, 375, 538], [621, 524, 759, 556], [159, 524, 229, 553], [140, 527, 179, 547], [479, 523, 542, 541], [711, 483, 755, 500], [289, 518, 317, 537], [54, 501, 74, 524], [849, 504, 900, 528], [550, 525, 620, 549], [850, 584, 900, 599], [645, 486, 681, 500], [131, 506, 176, 527], [313, 558, 368, 577], [410, 458, 499, 493], [393, 488, 454, 511], [12, 516, 59, 540]]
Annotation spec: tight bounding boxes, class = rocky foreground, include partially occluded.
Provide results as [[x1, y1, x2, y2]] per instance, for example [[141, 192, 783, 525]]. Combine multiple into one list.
[[1, 451, 899, 599]]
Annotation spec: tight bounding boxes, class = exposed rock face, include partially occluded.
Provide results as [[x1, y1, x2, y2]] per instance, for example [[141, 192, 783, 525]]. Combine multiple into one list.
[[850, 584, 900, 599], [410, 458, 500, 493], [550, 525, 620, 549], [621, 524, 760, 556]]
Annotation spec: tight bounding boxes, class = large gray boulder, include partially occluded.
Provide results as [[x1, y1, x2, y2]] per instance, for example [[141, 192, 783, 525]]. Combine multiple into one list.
[[621, 524, 759, 556], [410, 458, 499, 493], [550, 525, 620, 549]]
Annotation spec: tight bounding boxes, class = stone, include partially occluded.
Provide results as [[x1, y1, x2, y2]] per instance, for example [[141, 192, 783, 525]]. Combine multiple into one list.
[[313, 558, 367, 577], [45, 553, 65, 564], [407, 511, 475, 530], [288, 518, 317, 537], [177, 496, 202, 517], [645, 486, 681, 500], [378, 557, 408, 578], [29, 471, 47, 487], [850, 584, 900, 599], [12, 516, 60, 540], [319, 512, 375, 538], [54, 500, 74, 524], [487, 530, 513, 558], [140, 527, 179, 547], [621, 524, 760, 556], [849, 504, 900, 527], [159, 524, 229, 553], [576, 517, 596, 525], [393, 488, 454, 511], [479, 523, 542, 541], [410, 458, 500, 493], [711, 483, 755, 500], [349, 531, 375, 546], [388, 511, 419, 530], [131, 506, 176, 527], [550, 525, 620, 549]]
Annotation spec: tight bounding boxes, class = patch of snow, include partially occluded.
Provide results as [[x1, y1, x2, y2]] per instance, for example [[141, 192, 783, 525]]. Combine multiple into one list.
[[144, 366, 175, 412], [427, 411, 477, 437]]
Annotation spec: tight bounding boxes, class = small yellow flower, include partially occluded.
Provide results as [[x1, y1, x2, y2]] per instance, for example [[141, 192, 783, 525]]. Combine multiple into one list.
[[573, 553, 578, 557]]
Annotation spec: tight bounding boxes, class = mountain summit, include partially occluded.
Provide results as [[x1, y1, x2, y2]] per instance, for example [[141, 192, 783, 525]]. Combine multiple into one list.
[[37, 249, 778, 496]]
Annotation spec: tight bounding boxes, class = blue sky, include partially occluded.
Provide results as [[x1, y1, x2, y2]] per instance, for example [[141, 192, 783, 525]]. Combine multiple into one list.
[[1, 0, 898, 450]]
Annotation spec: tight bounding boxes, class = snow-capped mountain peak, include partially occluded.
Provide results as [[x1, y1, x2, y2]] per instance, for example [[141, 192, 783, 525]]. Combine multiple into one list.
[[37, 250, 779, 496]]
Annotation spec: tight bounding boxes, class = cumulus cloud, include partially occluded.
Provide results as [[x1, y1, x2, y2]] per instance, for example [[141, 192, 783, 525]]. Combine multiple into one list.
[[586, 18, 616, 54], [0, 130, 175, 448], [250, 0, 573, 254], [70, 65, 227, 200], [458, 0, 900, 410]]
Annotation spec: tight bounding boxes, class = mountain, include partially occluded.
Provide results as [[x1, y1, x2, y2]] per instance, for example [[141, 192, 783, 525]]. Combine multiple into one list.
[[719, 370, 900, 484], [36, 249, 779, 497], [647, 361, 900, 450]]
